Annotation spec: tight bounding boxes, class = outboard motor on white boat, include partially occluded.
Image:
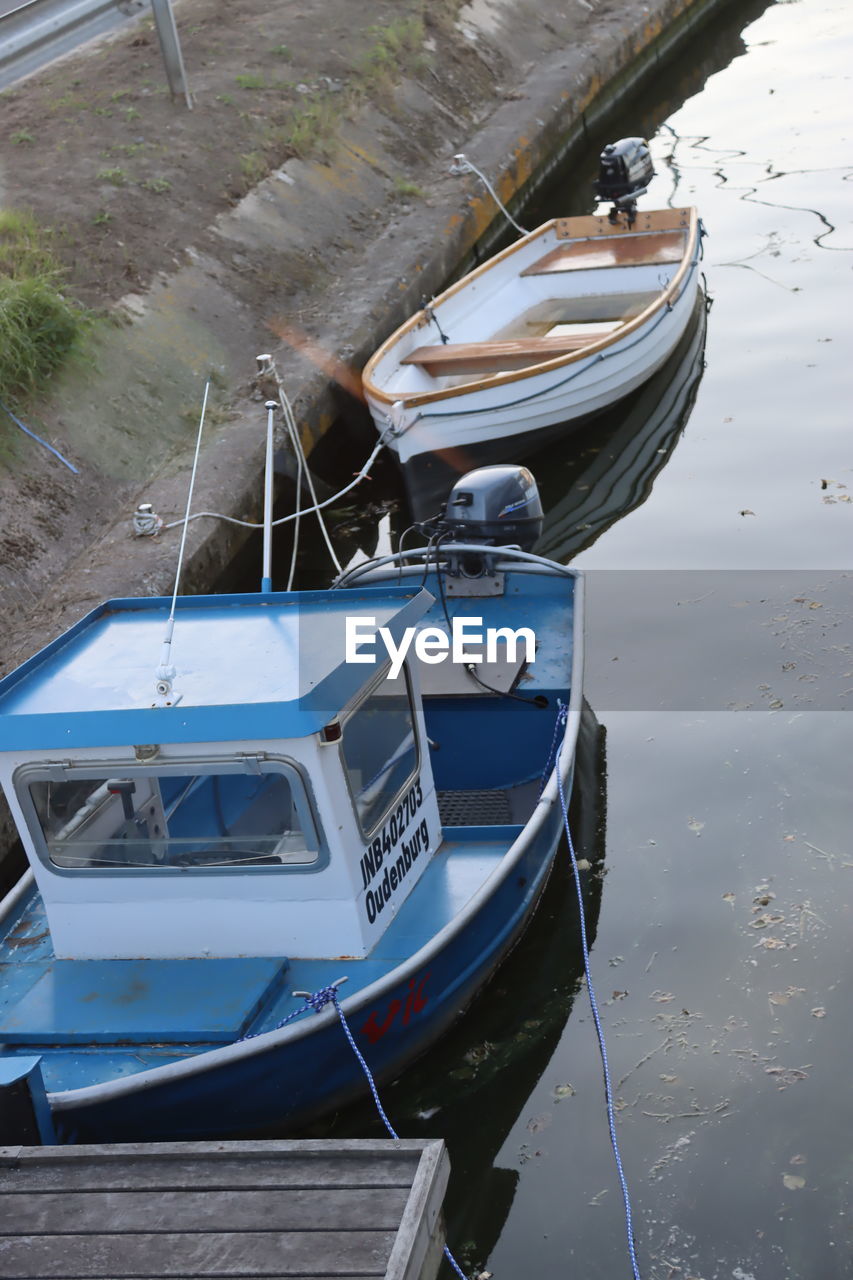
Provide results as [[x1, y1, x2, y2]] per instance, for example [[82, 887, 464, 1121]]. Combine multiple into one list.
[[437, 464, 544, 556], [594, 137, 655, 225]]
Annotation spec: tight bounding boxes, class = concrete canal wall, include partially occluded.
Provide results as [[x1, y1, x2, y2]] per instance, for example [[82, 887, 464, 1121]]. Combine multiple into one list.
[[0, 0, 736, 872]]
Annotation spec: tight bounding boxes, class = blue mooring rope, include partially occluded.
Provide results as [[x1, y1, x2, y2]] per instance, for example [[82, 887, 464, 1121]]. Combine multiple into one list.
[[284, 984, 470, 1280], [554, 717, 643, 1280], [250, 701, 641, 1280]]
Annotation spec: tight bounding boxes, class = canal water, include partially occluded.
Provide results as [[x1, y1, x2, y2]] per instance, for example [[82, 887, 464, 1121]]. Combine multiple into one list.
[[271, 2, 853, 1276]]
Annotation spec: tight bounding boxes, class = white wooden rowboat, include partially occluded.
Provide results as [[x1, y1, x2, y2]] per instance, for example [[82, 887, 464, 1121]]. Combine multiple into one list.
[[363, 206, 702, 467]]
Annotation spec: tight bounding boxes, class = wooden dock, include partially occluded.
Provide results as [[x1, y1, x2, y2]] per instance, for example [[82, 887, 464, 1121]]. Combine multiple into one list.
[[0, 1138, 450, 1280]]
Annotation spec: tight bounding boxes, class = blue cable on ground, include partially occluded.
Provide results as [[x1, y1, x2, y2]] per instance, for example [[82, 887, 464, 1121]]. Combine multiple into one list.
[[556, 739, 643, 1280], [0, 398, 79, 474]]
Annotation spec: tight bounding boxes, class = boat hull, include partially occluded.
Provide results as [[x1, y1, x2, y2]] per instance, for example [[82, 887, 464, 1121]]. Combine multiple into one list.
[[375, 258, 700, 467], [50, 798, 572, 1142]]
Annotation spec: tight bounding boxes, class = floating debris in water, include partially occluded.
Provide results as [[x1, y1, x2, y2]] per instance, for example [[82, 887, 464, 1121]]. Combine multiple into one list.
[[765, 1064, 810, 1089], [750, 912, 785, 929], [768, 987, 805, 1007]]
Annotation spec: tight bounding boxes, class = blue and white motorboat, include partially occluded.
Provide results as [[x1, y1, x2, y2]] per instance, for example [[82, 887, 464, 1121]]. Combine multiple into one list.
[[0, 457, 583, 1143]]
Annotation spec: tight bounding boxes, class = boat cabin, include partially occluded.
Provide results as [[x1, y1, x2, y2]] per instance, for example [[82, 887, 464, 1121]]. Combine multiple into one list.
[[0, 588, 441, 961]]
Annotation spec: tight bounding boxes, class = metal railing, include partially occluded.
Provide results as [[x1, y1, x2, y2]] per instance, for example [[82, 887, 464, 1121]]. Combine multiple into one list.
[[0, 0, 188, 101]]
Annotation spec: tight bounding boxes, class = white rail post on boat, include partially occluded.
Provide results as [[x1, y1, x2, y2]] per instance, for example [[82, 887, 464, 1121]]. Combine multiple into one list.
[[262, 400, 277, 593]]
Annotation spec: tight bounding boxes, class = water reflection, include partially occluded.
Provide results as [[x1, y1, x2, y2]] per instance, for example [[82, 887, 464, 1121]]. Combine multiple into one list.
[[401, 292, 708, 529], [535, 295, 707, 562], [231, 2, 851, 1276], [488, 711, 853, 1280], [306, 701, 608, 1274]]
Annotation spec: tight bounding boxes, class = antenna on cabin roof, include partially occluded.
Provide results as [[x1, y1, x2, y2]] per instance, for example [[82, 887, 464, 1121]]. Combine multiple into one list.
[[153, 379, 211, 707]]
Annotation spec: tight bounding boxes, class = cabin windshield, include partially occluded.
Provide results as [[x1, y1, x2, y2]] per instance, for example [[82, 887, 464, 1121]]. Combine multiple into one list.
[[22, 760, 319, 870], [341, 670, 418, 835]]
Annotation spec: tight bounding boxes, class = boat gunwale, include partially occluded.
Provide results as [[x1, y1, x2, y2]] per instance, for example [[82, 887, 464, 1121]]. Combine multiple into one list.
[[362, 207, 699, 409], [43, 568, 585, 1113]]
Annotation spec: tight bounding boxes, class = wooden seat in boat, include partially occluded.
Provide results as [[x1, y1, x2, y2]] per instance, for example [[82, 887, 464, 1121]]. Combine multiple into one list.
[[521, 229, 686, 276], [401, 331, 612, 377]]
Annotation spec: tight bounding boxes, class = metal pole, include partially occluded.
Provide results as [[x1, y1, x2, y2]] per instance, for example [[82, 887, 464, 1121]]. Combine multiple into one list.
[[262, 401, 277, 594], [149, 0, 191, 108]]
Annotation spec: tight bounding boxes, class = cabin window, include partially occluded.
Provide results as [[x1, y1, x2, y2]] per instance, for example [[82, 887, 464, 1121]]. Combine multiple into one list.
[[341, 670, 418, 835], [21, 760, 320, 871]]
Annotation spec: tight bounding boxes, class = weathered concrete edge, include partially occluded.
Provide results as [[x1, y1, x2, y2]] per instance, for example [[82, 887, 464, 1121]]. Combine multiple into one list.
[[99, 0, 736, 602], [179, 0, 741, 584], [0, 0, 736, 873]]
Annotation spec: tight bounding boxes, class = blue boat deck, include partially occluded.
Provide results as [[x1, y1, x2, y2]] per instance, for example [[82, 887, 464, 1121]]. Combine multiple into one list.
[[0, 828, 514, 1092]]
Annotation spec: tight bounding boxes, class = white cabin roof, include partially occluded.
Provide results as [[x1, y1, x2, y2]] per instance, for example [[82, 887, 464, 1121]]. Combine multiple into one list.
[[0, 587, 433, 750]]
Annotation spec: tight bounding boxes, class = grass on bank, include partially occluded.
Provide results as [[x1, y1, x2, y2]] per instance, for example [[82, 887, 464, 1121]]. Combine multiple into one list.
[[0, 209, 90, 404], [230, 1, 462, 193]]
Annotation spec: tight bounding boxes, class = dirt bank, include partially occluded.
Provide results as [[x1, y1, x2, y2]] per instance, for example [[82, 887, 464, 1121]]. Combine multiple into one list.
[[0, 0, 734, 870]]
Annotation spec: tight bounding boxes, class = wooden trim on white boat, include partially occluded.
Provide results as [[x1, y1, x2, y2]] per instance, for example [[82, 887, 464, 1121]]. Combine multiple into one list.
[[363, 216, 562, 389], [401, 331, 614, 376], [553, 207, 692, 239], [363, 207, 699, 409], [520, 229, 686, 275]]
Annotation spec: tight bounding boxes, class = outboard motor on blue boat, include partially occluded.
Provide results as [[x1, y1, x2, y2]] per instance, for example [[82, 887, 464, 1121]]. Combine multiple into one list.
[[435, 465, 544, 575], [594, 137, 655, 226], [439, 465, 543, 551]]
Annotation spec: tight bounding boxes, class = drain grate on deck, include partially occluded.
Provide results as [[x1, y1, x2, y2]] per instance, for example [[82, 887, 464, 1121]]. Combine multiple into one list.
[[438, 789, 513, 826]]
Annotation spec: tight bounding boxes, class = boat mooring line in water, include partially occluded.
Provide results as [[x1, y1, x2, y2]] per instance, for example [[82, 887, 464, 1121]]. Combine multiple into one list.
[[239, 975, 471, 1280], [557, 733, 643, 1280], [325, 986, 471, 1280], [0, 397, 79, 474]]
